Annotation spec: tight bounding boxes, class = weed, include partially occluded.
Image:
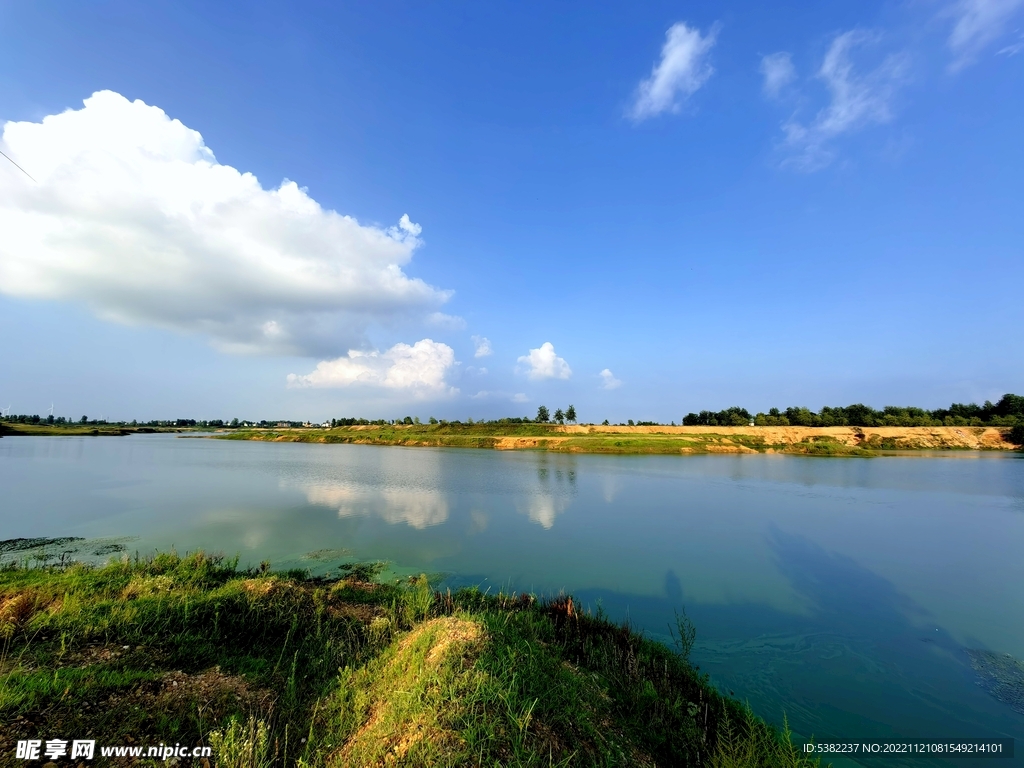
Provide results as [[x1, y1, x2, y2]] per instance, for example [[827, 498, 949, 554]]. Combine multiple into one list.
[[210, 714, 273, 768]]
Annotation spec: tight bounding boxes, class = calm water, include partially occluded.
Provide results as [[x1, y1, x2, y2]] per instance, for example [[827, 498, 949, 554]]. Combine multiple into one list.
[[2, 434, 1023, 762]]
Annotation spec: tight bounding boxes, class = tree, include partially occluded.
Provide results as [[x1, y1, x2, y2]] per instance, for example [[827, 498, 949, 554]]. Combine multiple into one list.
[[1009, 424, 1024, 448], [429, 417, 438, 424], [553, 408, 565, 424], [566, 405, 577, 423], [536, 405, 550, 423], [995, 394, 1024, 418], [80, 415, 88, 424]]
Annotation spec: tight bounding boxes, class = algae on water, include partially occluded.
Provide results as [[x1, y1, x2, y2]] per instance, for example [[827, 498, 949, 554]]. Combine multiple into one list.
[[967, 649, 1024, 715]]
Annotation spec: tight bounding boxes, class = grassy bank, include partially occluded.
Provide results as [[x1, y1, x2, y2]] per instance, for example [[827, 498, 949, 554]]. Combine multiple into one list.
[[218, 422, 1020, 456], [5, 421, 1018, 454], [0, 423, 184, 437], [1, 551, 821, 767]]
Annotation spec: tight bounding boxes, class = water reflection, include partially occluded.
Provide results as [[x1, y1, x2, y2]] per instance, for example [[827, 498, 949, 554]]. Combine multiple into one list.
[[299, 482, 450, 529], [514, 456, 577, 528], [2, 436, 1022, 754], [517, 495, 567, 529], [573, 527, 1024, 754]]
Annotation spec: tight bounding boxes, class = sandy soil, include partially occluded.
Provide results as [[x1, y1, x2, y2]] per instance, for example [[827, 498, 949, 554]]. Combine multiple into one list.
[[556, 424, 1014, 449]]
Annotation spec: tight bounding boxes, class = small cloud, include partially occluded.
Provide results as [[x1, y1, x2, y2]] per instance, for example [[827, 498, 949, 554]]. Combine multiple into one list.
[[780, 30, 909, 171], [471, 389, 526, 402], [997, 32, 1024, 55], [287, 338, 458, 398], [946, 0, 1024, 70], [471, 335, 493, 358], [599, 369, 623, 390], [387, 213, 423, 241], [517, 342, 572, 381], [630, 21, 718, 121], [426, 312, 466, 330], [760, 52, 796, 98]]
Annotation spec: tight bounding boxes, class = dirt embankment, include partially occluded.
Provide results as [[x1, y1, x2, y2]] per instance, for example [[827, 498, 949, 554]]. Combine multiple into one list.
[[223, 424, 1018, 454], [557, 424, 1015, 450]]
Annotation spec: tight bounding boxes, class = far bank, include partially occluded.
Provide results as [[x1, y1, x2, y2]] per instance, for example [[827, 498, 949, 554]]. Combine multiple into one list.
[[217, 423, 1020, 456]]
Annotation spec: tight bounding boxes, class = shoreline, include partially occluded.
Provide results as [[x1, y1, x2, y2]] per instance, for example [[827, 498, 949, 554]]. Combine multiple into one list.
[[216, 423, 1018, 456], [4, 422, 1017, 455]]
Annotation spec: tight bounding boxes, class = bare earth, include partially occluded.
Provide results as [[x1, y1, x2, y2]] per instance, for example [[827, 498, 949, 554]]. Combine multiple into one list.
[[227, 424, 1018, 455], [553, 424, 1015, 450]]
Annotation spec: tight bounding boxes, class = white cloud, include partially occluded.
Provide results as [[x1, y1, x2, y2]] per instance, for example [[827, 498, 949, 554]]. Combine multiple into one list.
[[517, 342, 572, 381], [287, 338, 457, 398], [599, 369, 623, 390], [781, 31, 908, 170], [391, 213, 422, 238], [946, 0, 1024, 69], [426, 312, 466, 330], [760, 52, 796, 98], [471, 335, 493, 357], [630, 22, 718, 121], [997, 33, 1024, 55], [0, 91, 450, 356], [469, 389, 526, 402]]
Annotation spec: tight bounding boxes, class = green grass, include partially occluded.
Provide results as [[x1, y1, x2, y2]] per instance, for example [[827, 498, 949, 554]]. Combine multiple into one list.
[[2, 553, 826, 766], [218, 424, 813, 457], [0, 423, 178, 437], [778, 437, 875, 457]]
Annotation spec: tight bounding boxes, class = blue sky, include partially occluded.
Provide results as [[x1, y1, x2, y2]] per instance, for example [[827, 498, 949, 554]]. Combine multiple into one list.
[[1, 0, 1021, 423]]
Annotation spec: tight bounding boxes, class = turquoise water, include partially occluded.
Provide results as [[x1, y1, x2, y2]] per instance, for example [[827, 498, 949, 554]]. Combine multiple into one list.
[[2, 434, 1022, 761]]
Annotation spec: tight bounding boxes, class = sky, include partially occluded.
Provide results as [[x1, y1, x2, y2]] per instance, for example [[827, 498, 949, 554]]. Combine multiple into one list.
[[0, 0, 1021, 423]]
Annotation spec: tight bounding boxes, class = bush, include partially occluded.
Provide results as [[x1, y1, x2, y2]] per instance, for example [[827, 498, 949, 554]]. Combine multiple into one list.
[[1008, 424, 1024, 447]]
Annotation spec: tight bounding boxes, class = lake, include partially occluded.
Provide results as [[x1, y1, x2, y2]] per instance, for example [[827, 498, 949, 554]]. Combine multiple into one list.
[[2, 434, 1022, 761]]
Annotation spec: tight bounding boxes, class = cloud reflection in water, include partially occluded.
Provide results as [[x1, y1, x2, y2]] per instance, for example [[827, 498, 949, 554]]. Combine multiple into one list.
[[294, 482, 450, 529]]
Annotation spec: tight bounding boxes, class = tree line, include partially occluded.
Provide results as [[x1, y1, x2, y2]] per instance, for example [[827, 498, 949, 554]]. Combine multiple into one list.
[[682, 394, 1024, 428], [0, 415, 249, 428]]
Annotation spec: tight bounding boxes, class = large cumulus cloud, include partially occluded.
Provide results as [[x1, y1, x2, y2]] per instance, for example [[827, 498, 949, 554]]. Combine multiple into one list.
[[287, 338, 458, 398], [0, 91, 451, 355]]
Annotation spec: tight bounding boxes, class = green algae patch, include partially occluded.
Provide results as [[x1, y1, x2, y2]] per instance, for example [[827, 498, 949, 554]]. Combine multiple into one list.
[[968, 649, 1024, 715]]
